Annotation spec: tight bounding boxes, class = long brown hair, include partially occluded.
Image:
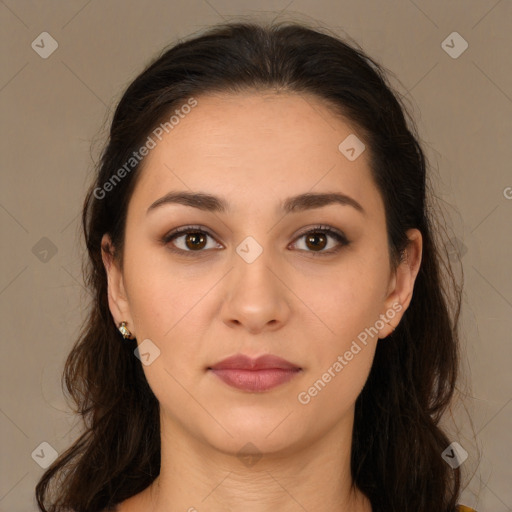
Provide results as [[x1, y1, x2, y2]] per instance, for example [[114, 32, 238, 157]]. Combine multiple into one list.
[[36, 21, 464, 512]]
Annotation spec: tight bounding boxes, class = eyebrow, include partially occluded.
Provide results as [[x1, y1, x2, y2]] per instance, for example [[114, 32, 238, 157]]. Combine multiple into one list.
[[146, 191, 366, 216]]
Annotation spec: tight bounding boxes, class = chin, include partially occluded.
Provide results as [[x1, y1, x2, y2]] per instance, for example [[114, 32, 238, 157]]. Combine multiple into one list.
[[191, 409, 314, 459]]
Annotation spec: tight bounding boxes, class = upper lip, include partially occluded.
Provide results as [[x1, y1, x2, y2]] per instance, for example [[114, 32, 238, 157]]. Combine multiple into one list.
[[209, 354, 301, 371]]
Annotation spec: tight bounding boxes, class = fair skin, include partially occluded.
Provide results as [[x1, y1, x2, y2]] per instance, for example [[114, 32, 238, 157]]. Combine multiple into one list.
[[102, 91, 422, 512]]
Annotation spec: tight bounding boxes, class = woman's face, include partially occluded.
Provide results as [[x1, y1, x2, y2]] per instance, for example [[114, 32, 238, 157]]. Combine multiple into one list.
[[103, 91, 421, 457]]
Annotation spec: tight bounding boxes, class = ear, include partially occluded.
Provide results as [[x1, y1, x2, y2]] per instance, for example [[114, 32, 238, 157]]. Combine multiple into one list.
[[101, 233, 135, 337], [378, 228, 423, 339]]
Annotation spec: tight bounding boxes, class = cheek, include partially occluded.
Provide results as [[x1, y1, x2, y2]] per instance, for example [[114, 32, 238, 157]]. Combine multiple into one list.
[[303, 267, 386, 352], [297, 342, 376, 433], [126, 272, 174, 338], [122, 241, 195, 336], [294, 261, 386, 410], [123, 251, 218, 378], [296, 277, 381, 415]]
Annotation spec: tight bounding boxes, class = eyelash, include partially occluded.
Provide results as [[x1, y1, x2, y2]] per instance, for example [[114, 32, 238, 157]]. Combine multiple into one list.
[[161, 224, 350, 258]]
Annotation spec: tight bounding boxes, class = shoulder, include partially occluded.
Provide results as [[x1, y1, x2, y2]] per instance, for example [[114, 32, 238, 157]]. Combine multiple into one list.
[[456, 505, 478, 512]]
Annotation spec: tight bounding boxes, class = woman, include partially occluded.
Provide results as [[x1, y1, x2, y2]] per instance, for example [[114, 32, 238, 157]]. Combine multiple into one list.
[[35, 21, 475, 512]]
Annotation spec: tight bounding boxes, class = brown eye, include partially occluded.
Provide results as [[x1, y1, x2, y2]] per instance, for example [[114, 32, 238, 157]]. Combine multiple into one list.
[[304, 232, 328, 251], [163, 226, 221, 256], [291, 226, 349, 256], [183, 232, 207, 251]]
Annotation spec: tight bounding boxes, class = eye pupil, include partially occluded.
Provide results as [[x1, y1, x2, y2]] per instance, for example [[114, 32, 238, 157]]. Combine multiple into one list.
[[186, 232, 207, 250], [305, 232, 327, 251]]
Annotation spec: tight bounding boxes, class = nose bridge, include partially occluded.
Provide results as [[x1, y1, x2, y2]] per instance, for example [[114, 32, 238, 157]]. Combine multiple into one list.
[[221, 231, 290, 332]]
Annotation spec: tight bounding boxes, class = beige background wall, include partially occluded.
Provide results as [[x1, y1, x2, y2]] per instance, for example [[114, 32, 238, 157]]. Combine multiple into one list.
[[1, 1, 511, 510]]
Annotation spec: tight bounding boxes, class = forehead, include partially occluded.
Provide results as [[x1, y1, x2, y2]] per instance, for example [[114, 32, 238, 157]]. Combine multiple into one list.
[[130, 91, 383, 219]]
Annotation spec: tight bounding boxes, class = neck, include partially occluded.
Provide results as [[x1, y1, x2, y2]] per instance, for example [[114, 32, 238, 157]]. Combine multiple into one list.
[[139, 410, 372, 512]]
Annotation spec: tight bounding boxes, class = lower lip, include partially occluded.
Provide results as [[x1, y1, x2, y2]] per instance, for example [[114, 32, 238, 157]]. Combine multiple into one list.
[[209, 368, 301, 392]]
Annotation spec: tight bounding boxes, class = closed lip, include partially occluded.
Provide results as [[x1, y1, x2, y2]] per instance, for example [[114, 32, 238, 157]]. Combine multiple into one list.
[[208, 353, 301, 371]]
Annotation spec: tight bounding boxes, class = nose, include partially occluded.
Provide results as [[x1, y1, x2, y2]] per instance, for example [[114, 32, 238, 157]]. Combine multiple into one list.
[[220, 247, 291, 335]]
